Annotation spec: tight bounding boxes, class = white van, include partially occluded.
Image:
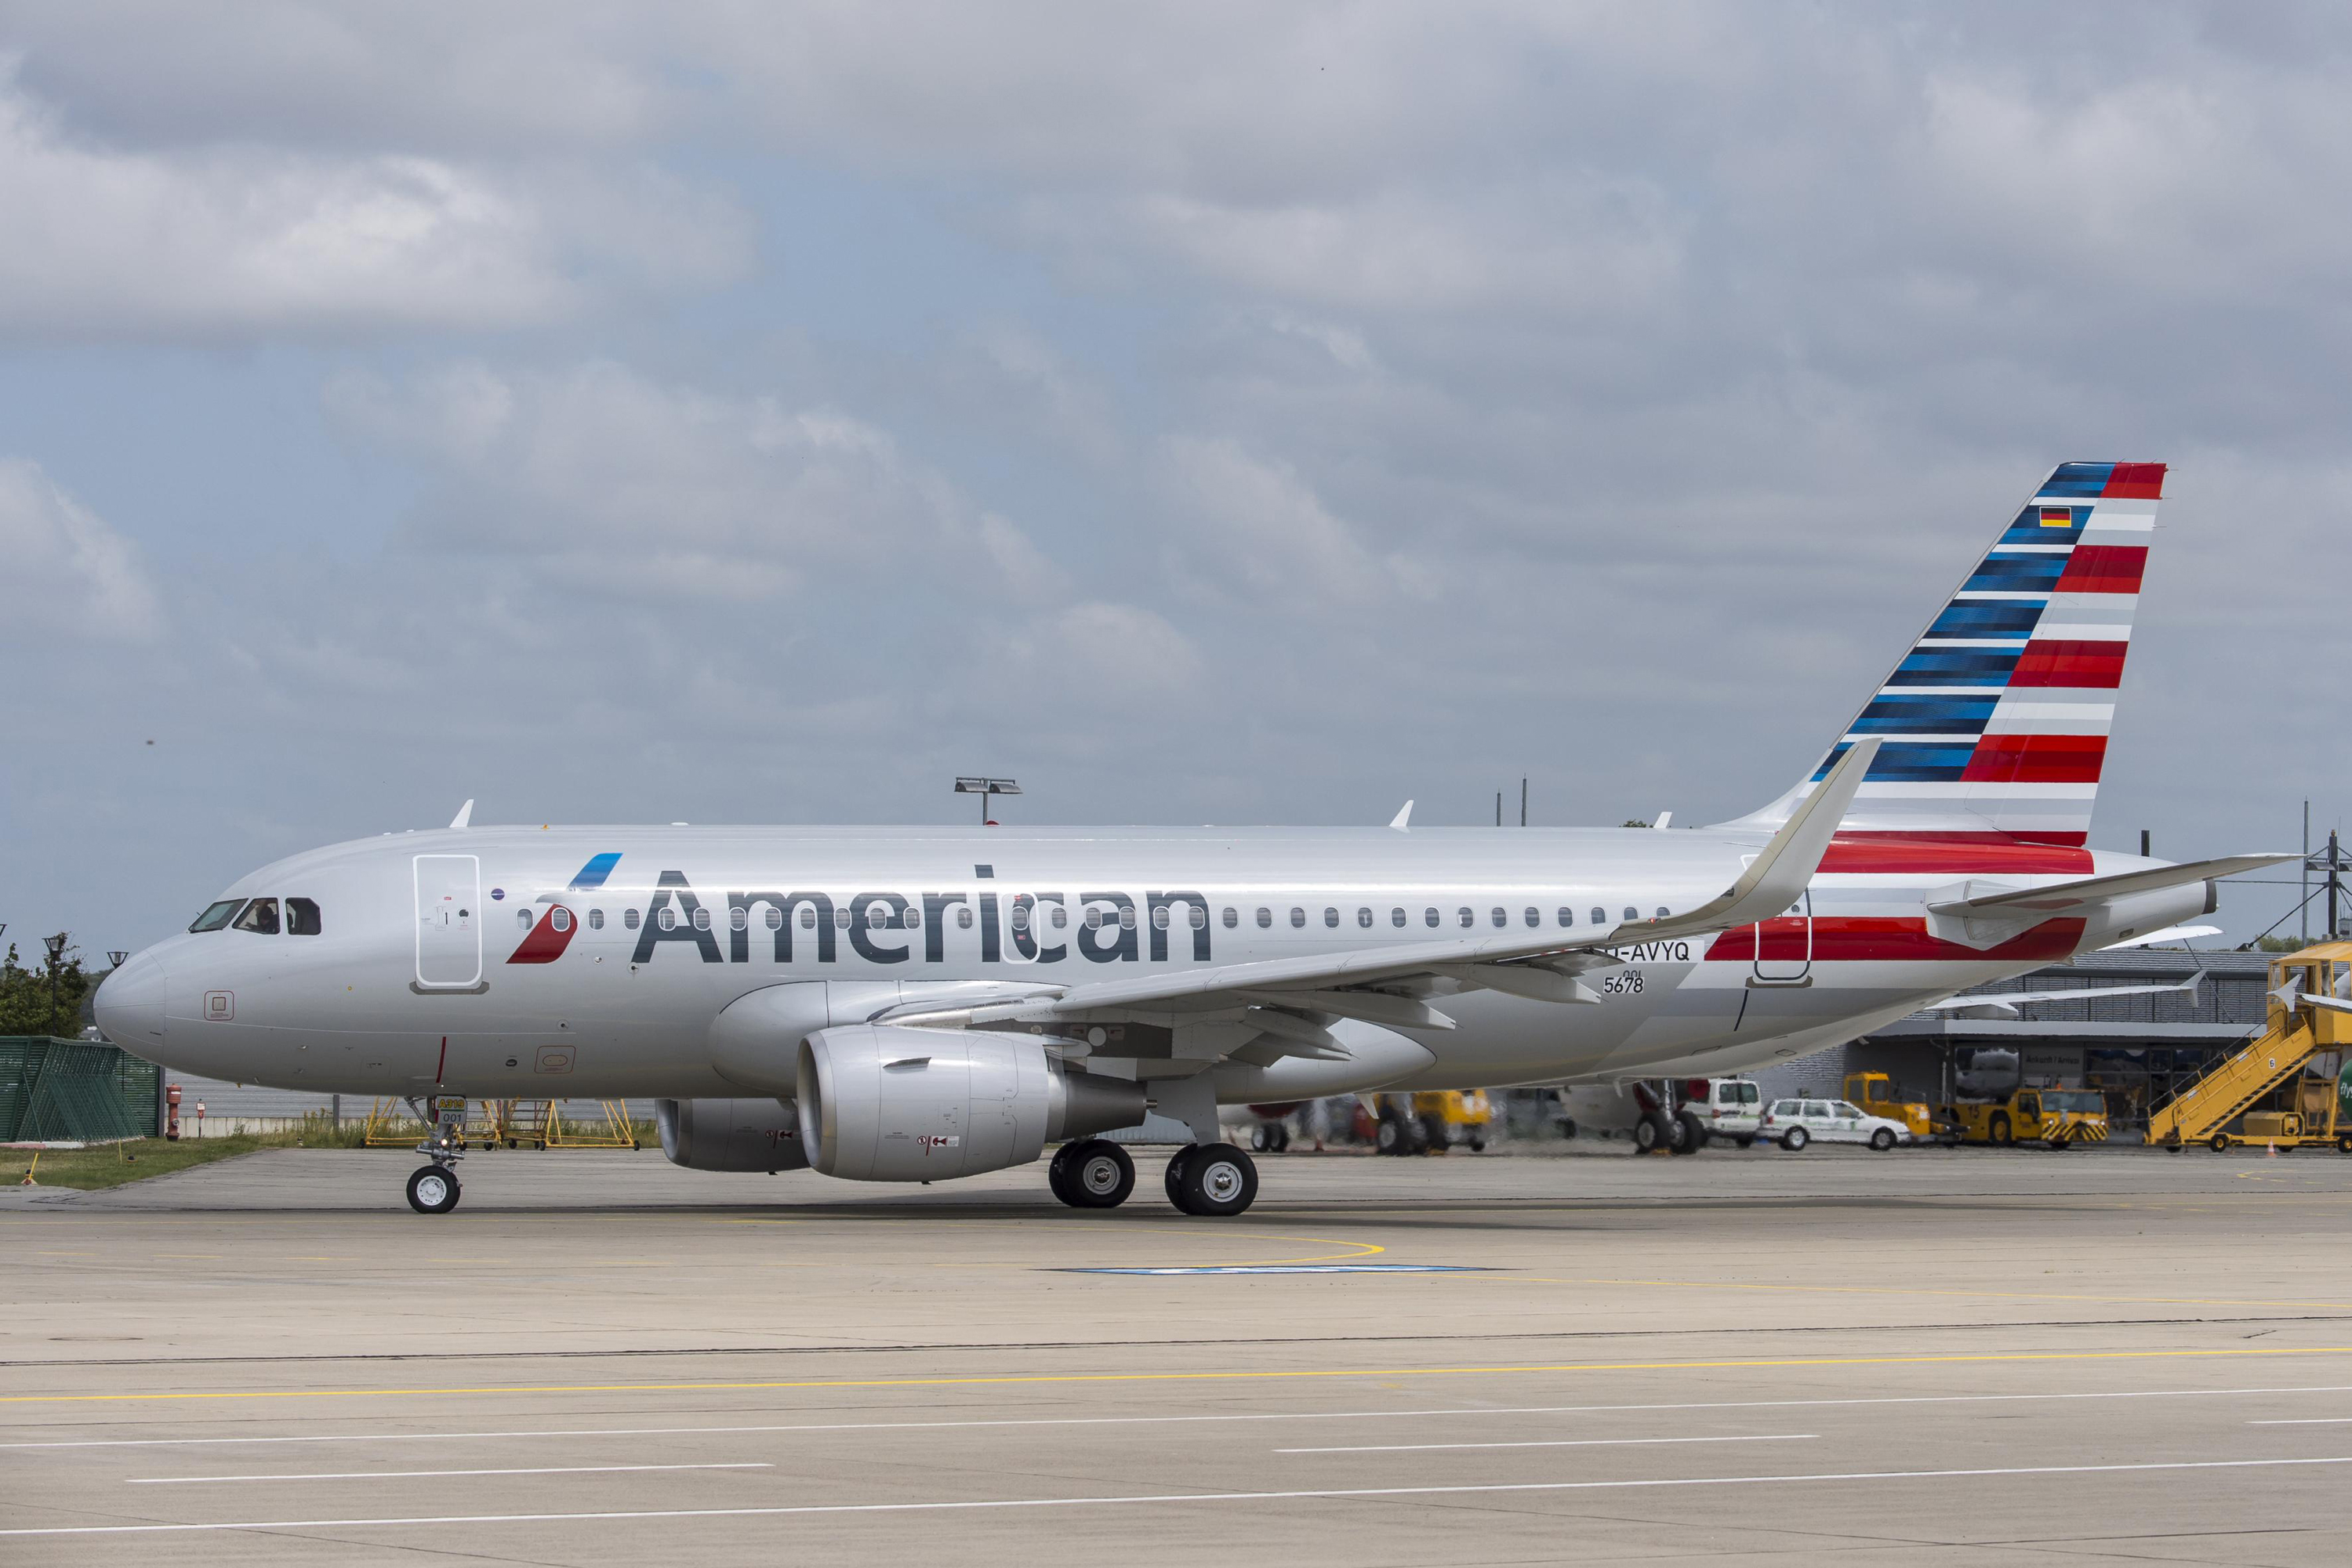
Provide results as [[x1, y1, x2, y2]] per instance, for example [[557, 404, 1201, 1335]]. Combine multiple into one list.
[[1675, 1079, 1765, 1148]]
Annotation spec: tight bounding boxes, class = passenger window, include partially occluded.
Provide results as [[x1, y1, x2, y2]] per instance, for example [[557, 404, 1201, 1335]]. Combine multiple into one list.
[[188, 900, 244, 933], [517, 909, 534, 931], [1558, 907, 1573, 927], [1356, 907, 1372, 928], [1152, 906, 1171, 930], [905, 906, 922, 929], [800, 907, 816, 929], [1835, 1102, 1860, 1117], [763, 907, 781, 930], [693, 907, 713, 931], [1190, 905, 1208, 929], [1425, 908, 1439, 927], [730, 907, 748, 931], [625, 909, 641, 931], [834, 909, 851, 929], [1222, 907, 1238, 928], [1457, 907, 1473, 928], [1290, 908, 1306, 928], [957, 907, 974, 929], [658, 908, 677, 931], [1051, 906, 1067, 929], [551, 908, 572, 934], [1623, 906, 1638, 921], [589, 909, 605, 930], [1258, 907, 1273, 928], [1011, 905, 1030, 931], [1086, 908, 1104, 929], [1656, 906, 1669, 920], [1392, 908, 1406, 927], [284, 897, 322, 935], [1490, 907, 1505, 927], [233, 898, 281, 935], [1323, 908, 1339, 928], [1118, 906, 1136, 930], [1524, 907, 1539, 927]]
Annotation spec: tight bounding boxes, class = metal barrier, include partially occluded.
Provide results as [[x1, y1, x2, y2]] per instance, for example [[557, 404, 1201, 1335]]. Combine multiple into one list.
[[0, 1038, 158, 1143]]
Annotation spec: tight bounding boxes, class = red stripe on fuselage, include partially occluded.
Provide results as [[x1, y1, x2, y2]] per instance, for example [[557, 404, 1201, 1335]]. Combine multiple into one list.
[[1707, 916, 2085, 964], [1817, 836, 2094, 874], [1961, 733, 2107, 784], [2009, 640, 2127, 688], [507, 906, 579, 964]]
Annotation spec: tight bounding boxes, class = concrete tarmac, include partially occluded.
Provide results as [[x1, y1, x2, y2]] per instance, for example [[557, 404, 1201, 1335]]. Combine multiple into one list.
[[8, 1141, 2352, 1563]]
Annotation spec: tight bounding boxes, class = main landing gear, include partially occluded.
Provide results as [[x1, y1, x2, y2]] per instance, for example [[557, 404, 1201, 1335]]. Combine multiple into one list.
[[1047, 1138, 1260, 1216], [405, 1098, 464, 1214]]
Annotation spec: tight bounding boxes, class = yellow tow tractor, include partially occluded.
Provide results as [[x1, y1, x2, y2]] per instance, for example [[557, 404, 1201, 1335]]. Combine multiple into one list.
[[1370, 1090, 1494, 1156], [1940, 1087, 2110, 1149], [1844, 1072, 1956, 1145]]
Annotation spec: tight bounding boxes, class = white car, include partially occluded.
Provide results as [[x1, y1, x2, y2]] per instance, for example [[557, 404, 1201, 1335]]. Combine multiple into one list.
[[1759, 1098, 1911, 1152]]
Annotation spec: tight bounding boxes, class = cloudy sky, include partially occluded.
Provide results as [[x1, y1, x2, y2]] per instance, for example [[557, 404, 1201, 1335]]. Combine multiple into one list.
[[2, 2, 2347, 954]]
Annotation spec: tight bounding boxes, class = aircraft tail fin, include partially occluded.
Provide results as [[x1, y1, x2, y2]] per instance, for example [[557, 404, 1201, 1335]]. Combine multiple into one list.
[[1727, 461, 2165, 847]]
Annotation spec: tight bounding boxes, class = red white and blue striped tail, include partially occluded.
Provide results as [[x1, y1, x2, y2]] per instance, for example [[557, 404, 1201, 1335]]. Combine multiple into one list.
[[1731, 461, 2164, 849]]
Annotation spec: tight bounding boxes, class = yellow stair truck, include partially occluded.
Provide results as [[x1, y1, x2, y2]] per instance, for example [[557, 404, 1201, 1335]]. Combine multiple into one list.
[[2147, 942, 2352, 1152]]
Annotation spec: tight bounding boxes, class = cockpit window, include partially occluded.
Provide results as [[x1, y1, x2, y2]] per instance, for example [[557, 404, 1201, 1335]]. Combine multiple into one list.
[[188, 900, 244, 933], [232, 898, 281, 935], [286, 898, 322, 935]]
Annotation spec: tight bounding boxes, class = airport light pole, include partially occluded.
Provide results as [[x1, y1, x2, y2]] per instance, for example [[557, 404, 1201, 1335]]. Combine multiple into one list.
[[954, 776, 1022, 827], [42, 932, 67, 1038]]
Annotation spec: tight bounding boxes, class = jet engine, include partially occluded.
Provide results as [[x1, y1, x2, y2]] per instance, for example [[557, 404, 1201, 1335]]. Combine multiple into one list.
[[655, 1097, 811, 1173], [796, 1025, 1146, 1181]]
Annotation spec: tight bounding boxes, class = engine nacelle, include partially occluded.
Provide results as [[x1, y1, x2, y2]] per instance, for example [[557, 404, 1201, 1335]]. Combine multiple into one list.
[[655, 1097, 811, 1173], [796, 1025, 1146, 1181]]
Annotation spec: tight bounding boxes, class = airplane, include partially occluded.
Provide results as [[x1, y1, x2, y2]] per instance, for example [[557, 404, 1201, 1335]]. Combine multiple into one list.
[[96, 460, 2289, 1217]]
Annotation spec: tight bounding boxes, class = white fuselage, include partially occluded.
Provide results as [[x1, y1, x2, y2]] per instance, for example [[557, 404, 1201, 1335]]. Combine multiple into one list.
[[99, 823, 2195, 1104]]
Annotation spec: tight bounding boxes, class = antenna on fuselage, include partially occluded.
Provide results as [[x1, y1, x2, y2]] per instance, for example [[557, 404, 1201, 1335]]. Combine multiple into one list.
[[955, 776, 1021, 827], [448, 799, 474, 829]]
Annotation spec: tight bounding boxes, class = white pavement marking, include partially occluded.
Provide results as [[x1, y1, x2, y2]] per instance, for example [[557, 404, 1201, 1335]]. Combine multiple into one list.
[[2249, 1417, 2352, 1425], [130, 1463, 771, 1486], [10, 1456, 2352, 1537], [11, 1382, 2352, 1451], [1277, 1434, 1814, 1454]]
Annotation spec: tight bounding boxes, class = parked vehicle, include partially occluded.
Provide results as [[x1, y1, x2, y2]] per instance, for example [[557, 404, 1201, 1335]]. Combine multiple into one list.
[[1674, 1078, 1765, 1148], [1843, 1071, 1956, 1144], [1370, 1090, 1494, 1155], [1759, 1097, 1911, 1152], [1941, 1087, 2109, 1149]]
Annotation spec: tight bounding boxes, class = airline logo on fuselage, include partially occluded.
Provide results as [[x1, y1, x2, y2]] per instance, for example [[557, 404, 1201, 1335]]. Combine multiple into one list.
[[510, 865, 1216, 968]]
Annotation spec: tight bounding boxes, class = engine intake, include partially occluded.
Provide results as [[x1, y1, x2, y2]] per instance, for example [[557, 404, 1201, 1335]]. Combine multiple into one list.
[[655, 1097, 811, 1173], [797, 1025, 1146, 1181]]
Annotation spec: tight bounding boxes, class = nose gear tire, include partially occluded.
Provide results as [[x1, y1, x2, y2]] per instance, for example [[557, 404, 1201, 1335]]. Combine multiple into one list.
[[405, 1166, 460, 1214]]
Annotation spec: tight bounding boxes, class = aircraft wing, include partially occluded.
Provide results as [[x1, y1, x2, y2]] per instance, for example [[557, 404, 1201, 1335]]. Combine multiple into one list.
[[877, 739, 1879, 1038], [1917, 973, 2201, 1020]]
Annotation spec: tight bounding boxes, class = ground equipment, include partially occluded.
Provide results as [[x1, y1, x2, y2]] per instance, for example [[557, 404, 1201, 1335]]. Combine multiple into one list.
[[1370, 1090, 1493, 1154], [2147, 943, 2352, 1152], [1673, 1077, 1763, 1148], [1941, 1087, 2109, 1149], [1845, 1071, 1955, 1144]]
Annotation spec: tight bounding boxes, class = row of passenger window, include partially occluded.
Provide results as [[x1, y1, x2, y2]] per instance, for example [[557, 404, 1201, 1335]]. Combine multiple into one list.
[[187, 897, 323, 935], [524, 899, 1669, 936]]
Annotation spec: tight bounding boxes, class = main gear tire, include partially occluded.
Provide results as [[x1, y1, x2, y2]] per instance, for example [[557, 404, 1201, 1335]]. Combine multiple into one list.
[[1176, 1142, 1259, 1217], [1063, 1139, 1135, 1208]]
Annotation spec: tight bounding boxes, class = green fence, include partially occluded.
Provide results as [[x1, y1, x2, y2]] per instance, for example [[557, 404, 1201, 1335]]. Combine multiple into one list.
[[0, 1038, 158, 1143]]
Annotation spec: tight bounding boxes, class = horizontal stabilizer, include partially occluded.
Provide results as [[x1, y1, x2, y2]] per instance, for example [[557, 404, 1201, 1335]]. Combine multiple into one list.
[[1919, 972, 2201, 1020], [1931, 854, 2295, 916]]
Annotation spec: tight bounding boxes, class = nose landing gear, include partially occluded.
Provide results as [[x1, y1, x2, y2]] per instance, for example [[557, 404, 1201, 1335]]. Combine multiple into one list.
[[404, 1097, 465, 1214]]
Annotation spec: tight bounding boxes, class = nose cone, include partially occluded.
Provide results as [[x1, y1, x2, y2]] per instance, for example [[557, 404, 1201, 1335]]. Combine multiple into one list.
[[95, 949, 169, 1051]]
